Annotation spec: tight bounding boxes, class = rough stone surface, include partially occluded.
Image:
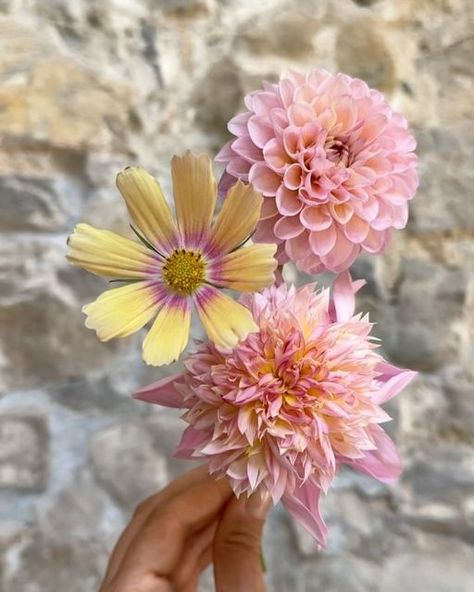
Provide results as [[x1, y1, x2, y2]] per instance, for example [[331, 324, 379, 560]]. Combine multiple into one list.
[[0, 0, 473, 590], [0, 415, 49, 490]]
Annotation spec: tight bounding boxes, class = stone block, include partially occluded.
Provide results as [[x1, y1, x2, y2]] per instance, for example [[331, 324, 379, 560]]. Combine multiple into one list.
[[0, 415, 48, 491]]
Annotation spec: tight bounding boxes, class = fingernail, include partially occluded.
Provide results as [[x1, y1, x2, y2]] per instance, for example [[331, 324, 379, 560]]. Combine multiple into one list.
[[245, 489, 272, 519]]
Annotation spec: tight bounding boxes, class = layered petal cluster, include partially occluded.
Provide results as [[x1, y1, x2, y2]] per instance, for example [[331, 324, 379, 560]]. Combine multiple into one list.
[[67, 151, 277, 366], [135, 273, 416, 545], [216, 69, 418, 273]]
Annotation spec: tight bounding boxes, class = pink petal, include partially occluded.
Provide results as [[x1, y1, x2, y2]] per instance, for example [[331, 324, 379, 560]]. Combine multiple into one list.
[[218, 170, 238, 197], [228, 111, 251, 136], [274, 215, 304, 240], [346, 426, 402, 483], [231, 136, 263, 163], [343, 215, 370, 243], [286, 230, 310, 264], [282, 480, 328, 547], [332, 270, 366, 322], [134, 373, 186, 407], [175, 426, 211, 458], [276, 185, 302, 216], [288, 102, 315, 126], [300, 205, 333, 231], [309, 224, 337, 256], [264, 138, 291, 173], [248, 115, 275, 148], [373, 363, 417, 404], [283, 163, 304, 190], [249, 162, 281, 196]]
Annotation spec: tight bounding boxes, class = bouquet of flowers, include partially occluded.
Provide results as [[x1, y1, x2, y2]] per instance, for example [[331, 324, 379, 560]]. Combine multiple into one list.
[[67, 69, 418, 548]]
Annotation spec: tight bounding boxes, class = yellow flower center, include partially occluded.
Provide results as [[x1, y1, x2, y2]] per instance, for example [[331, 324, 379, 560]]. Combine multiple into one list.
[[163, 249, 205, 295]]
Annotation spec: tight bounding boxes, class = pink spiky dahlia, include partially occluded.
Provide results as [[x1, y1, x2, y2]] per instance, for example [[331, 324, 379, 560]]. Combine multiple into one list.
[[216, 69, 419, 273], [135, 273, 416, 546]]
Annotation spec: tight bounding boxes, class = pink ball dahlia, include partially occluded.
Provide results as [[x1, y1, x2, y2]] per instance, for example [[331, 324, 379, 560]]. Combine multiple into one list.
[[135, 273, 416, 546], [216, 69, 419, 274]]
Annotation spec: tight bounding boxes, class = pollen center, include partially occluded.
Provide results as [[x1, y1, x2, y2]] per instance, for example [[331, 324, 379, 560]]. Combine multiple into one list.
[[163, 249, 205, 295]]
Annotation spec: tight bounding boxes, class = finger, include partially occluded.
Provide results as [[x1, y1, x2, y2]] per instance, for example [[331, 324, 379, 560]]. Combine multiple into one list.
[[107, 474, 231, 591], [172, 520, 217, 590], [178, 545, 213, 592], [214, 491, 271, 592], [102, 465, 210, 587]]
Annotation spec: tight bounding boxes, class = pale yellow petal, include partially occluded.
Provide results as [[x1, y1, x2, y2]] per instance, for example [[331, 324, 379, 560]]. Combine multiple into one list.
[[194, 286, 257, 350], [216, 243, 277, 292], [142, 297, 191, 366], [171, 151, 217, 245], [83, 281, 165, 341], [209, 180, 263, 254], [116, 166, 179, 254], [67, 223, 156, 278]]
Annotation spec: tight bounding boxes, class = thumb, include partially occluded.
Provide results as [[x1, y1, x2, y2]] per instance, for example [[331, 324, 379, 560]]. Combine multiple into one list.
[[213, 490, 271, 592]]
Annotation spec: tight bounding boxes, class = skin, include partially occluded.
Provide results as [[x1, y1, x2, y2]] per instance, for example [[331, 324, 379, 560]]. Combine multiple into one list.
[[100, 465, 271, 592]]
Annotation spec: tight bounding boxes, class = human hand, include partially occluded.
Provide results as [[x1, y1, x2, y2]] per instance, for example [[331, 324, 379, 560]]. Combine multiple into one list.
[[100, 465, 271, 592]]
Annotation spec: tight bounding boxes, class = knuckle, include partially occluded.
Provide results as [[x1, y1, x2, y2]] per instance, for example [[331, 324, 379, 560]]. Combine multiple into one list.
[[217, 522, 262, 555]]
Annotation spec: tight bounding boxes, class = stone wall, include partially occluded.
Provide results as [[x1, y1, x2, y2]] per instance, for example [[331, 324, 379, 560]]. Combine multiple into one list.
[[0, 0, 473, 590]]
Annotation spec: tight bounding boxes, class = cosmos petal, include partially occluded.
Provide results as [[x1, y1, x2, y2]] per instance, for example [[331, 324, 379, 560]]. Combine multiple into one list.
[[209, 180, 263, 255], [171, 151, 217, 248], [215, 244, 277, 292], [82, 281, 166, 341], [194, 285, 258, 350], [142, 295, 191, 366], [67, 223, 157, 279], [116, 166, 179, 254]]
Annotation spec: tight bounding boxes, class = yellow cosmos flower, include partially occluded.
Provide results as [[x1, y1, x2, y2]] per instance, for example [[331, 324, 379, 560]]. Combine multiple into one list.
[[67, 151, 277, 366]]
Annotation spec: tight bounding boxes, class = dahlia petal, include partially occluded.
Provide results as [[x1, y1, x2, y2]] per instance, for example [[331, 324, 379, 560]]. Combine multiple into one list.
[[194, 285, 258, 350], [288, 102, 315, 127], [227, 111, 251, 136], [343, 215, 370, 243], [373, 363, 417, 404], [320, 229, 357, 272], [215, 244, 277, 292], [260, 197, 280, 220], [217, 170, 238, 198], [332, 270, 366, 322], [67, 223, 157, 279], [82, 281, 166, 341], [362, 228, 387, 254], [282, 481, 327, 547], [249, 162, 281, 196], [134, 373, 186, 407], [264, 138, 291, 173], [142, 295, 191, 366], [276, 185, 302, 216], [116, 166, 179, 254], [300, 206, 333, 231], [283, 163, 303, 190], [215, 140, 235, 163], [248, 115, 275, 148], [329, 203, 353, 225], [209, 180, 263, 254], [171, 151, 217, 247], [274, 215, 305, 240], [391, 201, 409, 230], [254, 215, 282, 244], [227, 156, 251, 180], [175, 426, 211, 458], [346, 426, 402, 483], [232, 136, 263, 163], [286, 231, 310, 264], [309, 224, 337, 256]]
